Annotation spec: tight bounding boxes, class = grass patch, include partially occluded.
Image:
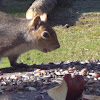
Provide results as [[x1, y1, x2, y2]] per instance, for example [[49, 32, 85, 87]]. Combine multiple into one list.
[[0, 0, 33, 17], [0, 0, 100, 68]]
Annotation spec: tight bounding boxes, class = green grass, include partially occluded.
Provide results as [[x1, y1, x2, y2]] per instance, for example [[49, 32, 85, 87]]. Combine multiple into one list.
[[0, 0, 100, 68], [0, 0, 33, 17]]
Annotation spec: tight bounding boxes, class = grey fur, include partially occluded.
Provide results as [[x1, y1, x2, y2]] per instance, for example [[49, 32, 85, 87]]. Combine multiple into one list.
[[30, 0, 57, 13], [0, 11, 36, 66]]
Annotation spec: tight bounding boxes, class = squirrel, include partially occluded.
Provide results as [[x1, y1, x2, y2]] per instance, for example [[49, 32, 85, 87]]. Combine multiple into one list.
[[26, 0, 73, 20], [26, 0, 57, 20], [0, 11, 60, 67]]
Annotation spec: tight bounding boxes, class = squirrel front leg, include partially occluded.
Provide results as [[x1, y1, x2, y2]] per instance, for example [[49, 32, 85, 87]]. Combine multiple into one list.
[[8, 55, 27, 68], [8, 55, 19, 67]]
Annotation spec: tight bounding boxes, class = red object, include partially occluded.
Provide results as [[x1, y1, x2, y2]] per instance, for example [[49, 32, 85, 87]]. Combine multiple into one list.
[[83, 99, 88, 100], [64, 74, 84, 100]]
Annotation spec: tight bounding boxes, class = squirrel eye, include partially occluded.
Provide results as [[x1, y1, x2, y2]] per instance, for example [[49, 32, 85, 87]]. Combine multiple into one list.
[[41, 31, 50, 39]]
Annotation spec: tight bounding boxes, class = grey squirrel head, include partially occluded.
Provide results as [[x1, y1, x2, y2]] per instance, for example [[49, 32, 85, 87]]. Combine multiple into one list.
[[0, 12, 60, 54], [27, 15, 60, 53], [25, 4, 60, 52]]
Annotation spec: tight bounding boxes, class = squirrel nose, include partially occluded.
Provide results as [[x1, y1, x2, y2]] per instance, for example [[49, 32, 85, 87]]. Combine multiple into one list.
[[55, 43, 60, 49], [57, 44, 60, 48]]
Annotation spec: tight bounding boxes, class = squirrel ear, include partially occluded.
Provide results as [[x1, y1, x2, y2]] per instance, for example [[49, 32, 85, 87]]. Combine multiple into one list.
[[26, 8, 37, 20], [40, 13, 47, 22], [26, 8, 33, 19], [29, 16, 41, 29], [26, 8, 47, 22]]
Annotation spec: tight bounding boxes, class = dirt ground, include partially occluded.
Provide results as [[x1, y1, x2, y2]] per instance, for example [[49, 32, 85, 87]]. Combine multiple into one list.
[[0, 91, 53, 100], [0, 65, 57, 100]]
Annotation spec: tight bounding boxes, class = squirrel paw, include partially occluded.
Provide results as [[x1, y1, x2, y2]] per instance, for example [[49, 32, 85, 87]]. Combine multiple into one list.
[[12, 63, 28, 68]]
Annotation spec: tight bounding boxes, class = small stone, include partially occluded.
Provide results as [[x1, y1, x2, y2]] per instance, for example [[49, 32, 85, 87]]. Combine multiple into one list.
[[5, 87, 13, 92], [35, 69, 41, 72], [71, 73, 75, 78], [6, 77, 10, 80], [64, 70, 69, 74], [10, 75, 16, 79], [34, 72, 41, 76], [82, 68, 88, 72], [41, 70, 46, 74], [19, 95, 26, 99], [35, 95, 43, 100], [94, 78, 98, 80], [64, 24, 69, 28], [40, 90, 47, 94], [17, 91, 23, 94], [1, 81, 7, 85], [40, 85, 48, 89], [98, 77, 100, 80], [87, 75, 91, 78], [80, 68, 87, 75], [0, 89, 4, 94], [73, 66, 80, 70], [16, 85, 24, 91], [93, 73, 100, 78], [0, 76, 3, 81], [23, 76, 30, 81], [92, 83, 98, 88], [14, 77, 19, 80], [79, 71, 85, 76], [85, 60, 90, 63], [25, 87, 36, 91], [56, 78, 63, 81], [80, 61, 86, 64], [89, 87, 94, 92], [96, 88, 100, 93], [59, 69, 63, 72], [74, 71, 79, 75], [97, 62, 100, 64], [55, 71, 61, 76], [88, 73, 94, 76], [68, 68, 73, 71], [43, 75, 51, 78], [87, 79, 95, 84], [64, 61, 70, 64]]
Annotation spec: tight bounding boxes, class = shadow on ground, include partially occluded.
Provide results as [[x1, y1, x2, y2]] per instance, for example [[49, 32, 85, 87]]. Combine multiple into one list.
[[49, 0, 100, 26]]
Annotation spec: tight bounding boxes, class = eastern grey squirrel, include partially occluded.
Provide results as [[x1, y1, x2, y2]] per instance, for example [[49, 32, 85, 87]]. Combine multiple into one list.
[[0, 11, 60, 67]]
